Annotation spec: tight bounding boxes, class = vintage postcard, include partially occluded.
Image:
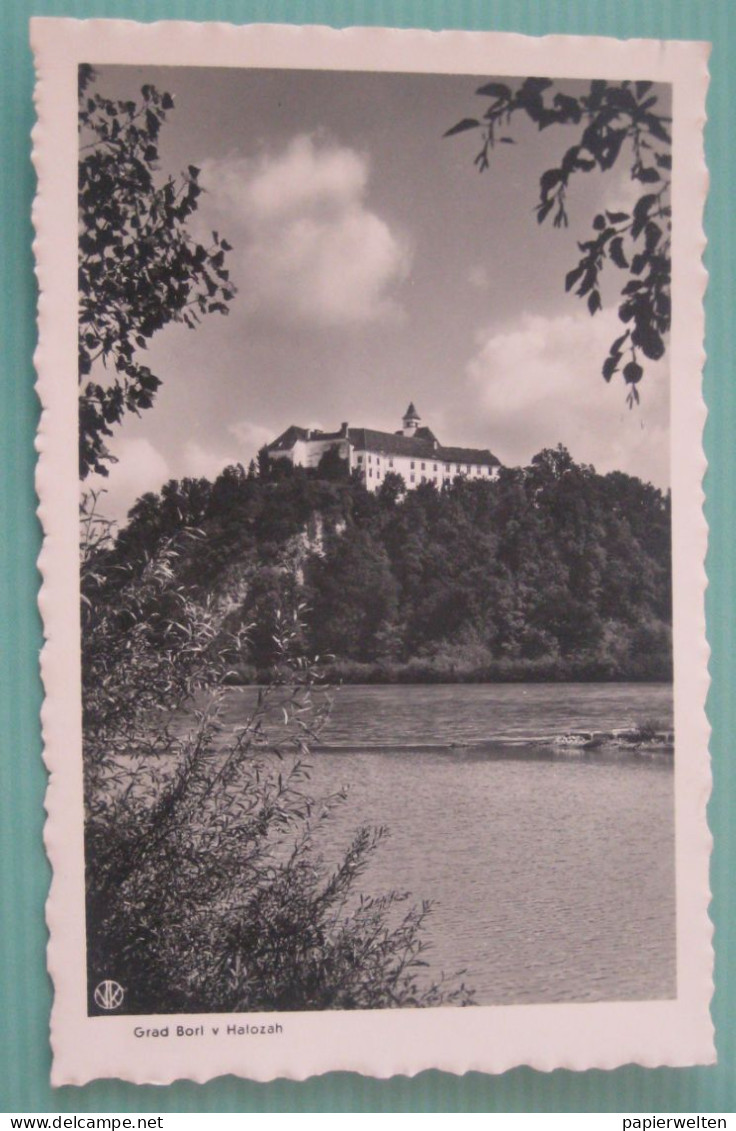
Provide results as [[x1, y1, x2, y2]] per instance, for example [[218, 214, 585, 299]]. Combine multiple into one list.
[[32, 19, 712, 1084]]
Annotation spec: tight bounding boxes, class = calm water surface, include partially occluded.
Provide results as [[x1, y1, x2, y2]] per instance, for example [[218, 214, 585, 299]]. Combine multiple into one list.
[[219, 683, 675, 1005]]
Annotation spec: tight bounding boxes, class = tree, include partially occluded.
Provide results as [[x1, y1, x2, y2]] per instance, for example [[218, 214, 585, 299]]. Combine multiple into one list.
[[377, 470, 407, 508], [447, 78, 671, 404], [78, 66, 237, 477], [307, 527, 400, 663], [257, 445, 272, 479], [316, 446, 350, 481]]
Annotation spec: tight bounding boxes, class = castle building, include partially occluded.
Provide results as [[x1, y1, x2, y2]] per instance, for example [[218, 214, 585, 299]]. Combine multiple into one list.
[[267, 404, 502, 491]]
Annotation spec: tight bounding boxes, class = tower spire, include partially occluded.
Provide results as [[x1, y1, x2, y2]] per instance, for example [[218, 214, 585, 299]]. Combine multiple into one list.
[[402, 402, 420, 436]]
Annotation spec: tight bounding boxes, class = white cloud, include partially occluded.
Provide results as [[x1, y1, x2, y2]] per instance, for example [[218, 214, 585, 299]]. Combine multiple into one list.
[[238, 139, 368, 220], [466, 309, 670, 487], [227, 419, 276, 463], [85, 438, 171, 527], [200, 136, 411, 326], [180, 440, 240, 482], [467, 265, 490, 291], [84, 433, 267, 530]]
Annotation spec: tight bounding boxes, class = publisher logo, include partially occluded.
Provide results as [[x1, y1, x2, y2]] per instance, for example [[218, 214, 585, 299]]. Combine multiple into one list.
[[94, 980, 125, 1010]]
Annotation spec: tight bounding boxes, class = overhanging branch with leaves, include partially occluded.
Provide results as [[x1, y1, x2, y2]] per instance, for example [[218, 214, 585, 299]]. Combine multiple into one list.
[[447, 78, 671, 404], [78, 65, 237, 477]]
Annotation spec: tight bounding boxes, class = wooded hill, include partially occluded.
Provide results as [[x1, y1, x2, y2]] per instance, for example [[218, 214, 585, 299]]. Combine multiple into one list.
[[95, 445, 672, 683]]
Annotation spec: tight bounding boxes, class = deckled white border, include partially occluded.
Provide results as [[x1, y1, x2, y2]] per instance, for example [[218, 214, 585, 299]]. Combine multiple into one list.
[[32, 18, 712, 1085]]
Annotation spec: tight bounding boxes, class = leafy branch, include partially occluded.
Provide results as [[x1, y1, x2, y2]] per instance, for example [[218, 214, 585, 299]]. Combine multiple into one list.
[[447, 78, 672, 403], [78, 65, 237, 477]]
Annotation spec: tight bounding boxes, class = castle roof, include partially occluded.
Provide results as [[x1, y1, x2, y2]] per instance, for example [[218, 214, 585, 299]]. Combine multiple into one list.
[[348, 427, 499, 466], [268, 423, 347, 451], [414, 426, 439, 443], [268, 421, 500, 468], [349, 427, 434, 458], [434, 444, 501, 467], [268, 425, 308, 452], [403, 402, 420, 421]]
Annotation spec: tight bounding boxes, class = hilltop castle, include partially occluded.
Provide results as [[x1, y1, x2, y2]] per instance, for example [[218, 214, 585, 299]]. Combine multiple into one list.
[[267, 403, 501, 491]]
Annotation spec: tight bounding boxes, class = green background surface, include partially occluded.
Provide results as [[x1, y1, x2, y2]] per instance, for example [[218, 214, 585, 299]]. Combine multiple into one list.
[[1, 0, 732, 1113]]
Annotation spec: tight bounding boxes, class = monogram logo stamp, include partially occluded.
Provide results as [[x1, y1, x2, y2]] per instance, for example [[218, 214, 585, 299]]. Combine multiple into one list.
[[94, 980, 125, 1011]]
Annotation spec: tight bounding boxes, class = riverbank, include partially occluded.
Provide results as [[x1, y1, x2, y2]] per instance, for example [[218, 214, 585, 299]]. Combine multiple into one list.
[[224, 654, 672, 686]]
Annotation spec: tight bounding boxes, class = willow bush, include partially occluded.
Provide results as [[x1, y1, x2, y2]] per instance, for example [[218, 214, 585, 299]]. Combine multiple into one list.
[[81, 495, 473, 1013]]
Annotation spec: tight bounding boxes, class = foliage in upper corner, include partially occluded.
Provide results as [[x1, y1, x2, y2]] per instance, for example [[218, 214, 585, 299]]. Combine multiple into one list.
[[78, 64, 237, 479], [447, 78, 672, 405]]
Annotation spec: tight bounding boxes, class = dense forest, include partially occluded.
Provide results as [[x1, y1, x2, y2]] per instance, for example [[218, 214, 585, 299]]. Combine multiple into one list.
[[92, 445, 672, 683]]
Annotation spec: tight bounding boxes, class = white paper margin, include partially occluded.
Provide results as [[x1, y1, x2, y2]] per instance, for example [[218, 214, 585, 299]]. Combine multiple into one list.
[[31, 18, 713, 1085]]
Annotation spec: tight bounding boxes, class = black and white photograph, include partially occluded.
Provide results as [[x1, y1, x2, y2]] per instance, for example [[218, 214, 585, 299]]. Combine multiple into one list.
[[33, 19, 712, 1083]]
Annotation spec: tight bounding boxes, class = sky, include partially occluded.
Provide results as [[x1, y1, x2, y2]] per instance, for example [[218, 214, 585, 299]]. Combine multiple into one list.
[[83, 65, 671, 523]]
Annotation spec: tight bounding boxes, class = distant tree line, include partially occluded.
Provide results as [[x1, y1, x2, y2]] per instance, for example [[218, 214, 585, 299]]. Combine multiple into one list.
[[98, 445, 672, 684]]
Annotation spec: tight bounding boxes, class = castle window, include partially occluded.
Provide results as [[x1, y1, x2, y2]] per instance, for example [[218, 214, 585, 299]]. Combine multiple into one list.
[[389, 458, 394, 468], [433, 463, 437, 472], [421, 463, 425, 471], [377, 456, 381, 465], [357, 454, 363, 463], [466, 465, 471, 473], [410, 474, 415, 483], [376, 471, 381, 480], [369, 469, 373, 477], [421, 475, 426, 484], [411, 461, 415, 470], [368, 454, 372, 463]]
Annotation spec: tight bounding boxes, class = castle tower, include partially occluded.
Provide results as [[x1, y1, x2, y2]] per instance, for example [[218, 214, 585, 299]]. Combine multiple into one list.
[[401, 402, 420, 437]]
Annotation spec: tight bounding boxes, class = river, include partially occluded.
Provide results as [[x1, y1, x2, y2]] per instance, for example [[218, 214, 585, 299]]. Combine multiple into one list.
[[217, 682, 676, 1006]]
